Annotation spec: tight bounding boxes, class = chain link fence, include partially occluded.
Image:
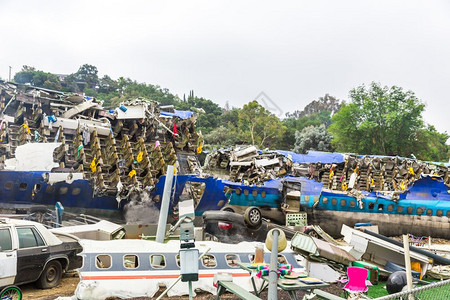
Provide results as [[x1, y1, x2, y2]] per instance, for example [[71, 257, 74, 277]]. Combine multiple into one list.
[[375, 279, 450, 300]]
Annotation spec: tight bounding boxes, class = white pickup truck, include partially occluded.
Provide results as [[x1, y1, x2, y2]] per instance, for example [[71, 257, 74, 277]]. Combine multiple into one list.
[[0, 218, 82, 289]]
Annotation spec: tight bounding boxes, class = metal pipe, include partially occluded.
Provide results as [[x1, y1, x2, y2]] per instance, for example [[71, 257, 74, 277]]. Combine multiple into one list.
[[403, 235, 414, 300], [188, 281, 193, 300], [156, 165, 175, 243], [268, 229, 279, 300]]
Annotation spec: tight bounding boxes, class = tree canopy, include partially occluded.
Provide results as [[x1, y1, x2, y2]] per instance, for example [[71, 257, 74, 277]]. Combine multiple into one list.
[[293, 124, 332, 153], [329, 82, 427, 157]]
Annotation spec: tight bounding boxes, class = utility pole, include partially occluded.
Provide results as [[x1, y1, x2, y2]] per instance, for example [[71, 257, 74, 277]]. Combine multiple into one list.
[[8, 66, 12, 82]]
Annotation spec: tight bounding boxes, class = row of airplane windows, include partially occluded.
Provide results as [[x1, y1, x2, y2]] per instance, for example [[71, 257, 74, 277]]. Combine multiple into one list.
[[94, 253, 289, 270]]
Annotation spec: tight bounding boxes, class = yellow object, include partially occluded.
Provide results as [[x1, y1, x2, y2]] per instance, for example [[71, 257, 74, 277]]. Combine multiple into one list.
[[400, 180, 407, 190], [265, 228, 287, 252], [22, 124, 30, 134], [409, 167, 415, 175], [90, 157, 97, 172], [411, 262, 422, 279], [342, 182, 348, 191], [196, 144, 203, 154], [128, 170, 136, 178], [329, 170, 334, 179], [136, 151, 143, 163]]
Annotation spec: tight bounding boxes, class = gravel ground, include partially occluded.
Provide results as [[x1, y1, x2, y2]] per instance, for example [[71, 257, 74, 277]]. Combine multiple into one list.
[[21, 274, 343, 300]]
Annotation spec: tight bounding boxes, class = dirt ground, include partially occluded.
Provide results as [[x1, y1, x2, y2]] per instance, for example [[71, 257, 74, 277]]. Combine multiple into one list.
[[21, 273, 79, 300], [21, 273, 343, 300]]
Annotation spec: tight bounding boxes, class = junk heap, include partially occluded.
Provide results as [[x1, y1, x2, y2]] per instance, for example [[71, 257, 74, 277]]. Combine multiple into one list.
[[0, 81, 203, 200], [204, 146, 449, 192]]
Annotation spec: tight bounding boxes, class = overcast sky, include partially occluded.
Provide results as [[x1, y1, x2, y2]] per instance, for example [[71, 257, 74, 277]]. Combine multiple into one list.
[[1, 0, 449, 135]]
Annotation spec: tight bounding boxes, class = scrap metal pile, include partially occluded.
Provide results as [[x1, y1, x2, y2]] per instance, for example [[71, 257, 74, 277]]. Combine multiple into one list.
[[204, 146, 449, 192], [0, 81, 203, 199], [204, 145, 293, 184]]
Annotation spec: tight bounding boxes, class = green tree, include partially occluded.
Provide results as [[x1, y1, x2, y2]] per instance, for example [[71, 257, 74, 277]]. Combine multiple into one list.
[[293, 124, 333, 153], [204, 125, 240, 146], [238, 101, 286, 148], [13, 66, 61, 90], [13, 65, 36, 84], [75, 64, 99, 89], [414, 126, 449, 162], [281, 110, 332, 150], [329, 82, 425, 157], [177, 96, 223, 134]]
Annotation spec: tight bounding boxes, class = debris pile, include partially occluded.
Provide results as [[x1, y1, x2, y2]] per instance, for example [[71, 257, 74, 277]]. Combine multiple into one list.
[[0, 81, 202, 200], [204, 146, 449, 192], [204, 146, 292, 184]]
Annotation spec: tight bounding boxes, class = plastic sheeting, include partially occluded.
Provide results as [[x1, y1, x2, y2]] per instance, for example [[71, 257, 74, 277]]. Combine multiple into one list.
[[275, 150, 345, 164], [4, 143, 61, 171], [160, 109, 194, 119]]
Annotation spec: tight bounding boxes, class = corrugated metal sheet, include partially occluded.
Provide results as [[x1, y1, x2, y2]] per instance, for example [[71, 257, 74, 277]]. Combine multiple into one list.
[[291, 233, 319, 256], [291, 232, 356, 265]]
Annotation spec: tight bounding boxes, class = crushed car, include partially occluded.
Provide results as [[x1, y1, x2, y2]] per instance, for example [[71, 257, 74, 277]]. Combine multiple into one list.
[[0, 218, 82, 289]]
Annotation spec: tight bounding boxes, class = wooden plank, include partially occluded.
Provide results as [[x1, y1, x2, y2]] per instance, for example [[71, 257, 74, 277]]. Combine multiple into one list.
[[217, 281, 260, 300], [313, 289, 346, 300]]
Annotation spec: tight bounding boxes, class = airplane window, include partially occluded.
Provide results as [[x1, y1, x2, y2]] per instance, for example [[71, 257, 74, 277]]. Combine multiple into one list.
[[150, 255, 166, 269], [225, 254, 241, 268], [201, 254, 217, 268], [124, 254, 139, 269], [4, 181, 13, 190], [248, 254, 255, 263], [0, 229, 12, 251], [96, 255, 112, 269], [176, 254, 180, 267]]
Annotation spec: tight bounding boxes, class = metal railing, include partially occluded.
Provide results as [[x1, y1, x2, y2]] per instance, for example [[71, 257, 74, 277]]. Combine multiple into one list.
[[375, 279, 450, 300]]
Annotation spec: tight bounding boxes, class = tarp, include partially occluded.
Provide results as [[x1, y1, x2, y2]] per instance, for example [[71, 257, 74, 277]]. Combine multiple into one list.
[[275, 150, 345, 164], [160, 109, 194, 119]]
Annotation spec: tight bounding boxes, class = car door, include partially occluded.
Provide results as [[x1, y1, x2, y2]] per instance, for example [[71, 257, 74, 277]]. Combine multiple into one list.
[[0, 227, 17, 287], [15, 226, 50, 284]]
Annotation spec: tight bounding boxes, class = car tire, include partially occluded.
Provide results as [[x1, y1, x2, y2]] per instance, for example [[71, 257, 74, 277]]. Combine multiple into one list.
[[244, 206, 262, 228], [0, 285, 22, 300], [37, 260, 62, 289], [220, 206, 234, 213], [30, 205, 48, 213], [304, 228, 319, 239]]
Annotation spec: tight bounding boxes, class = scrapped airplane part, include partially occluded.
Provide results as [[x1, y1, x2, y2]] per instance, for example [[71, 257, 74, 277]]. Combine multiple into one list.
[[0, 81, 206, 217], [341, 225, 431, 278], [74, 239, 306, 299]]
